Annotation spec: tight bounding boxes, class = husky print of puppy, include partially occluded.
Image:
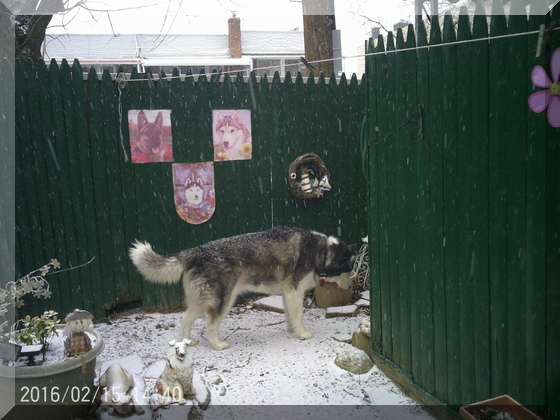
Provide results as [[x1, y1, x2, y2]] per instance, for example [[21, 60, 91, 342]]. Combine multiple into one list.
[[134, 110, 167, 162], [214, 111, 251, 160], [129, 226, 357, 350], [184, 178, 204, 208]]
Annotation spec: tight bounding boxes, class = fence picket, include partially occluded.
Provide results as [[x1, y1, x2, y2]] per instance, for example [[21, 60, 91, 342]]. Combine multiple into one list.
[[394, 27, 412, 374], [70, 59, 98, 315], [16, 60, 46, 316], [506, 0, 529, 402], [488, 1, 509, 397], [426, 15, 448, 403], [524, 8, 547, 409], [47, 60, 75, 315], [373, 34, 394, 361], [455, 9, 477, 405], [470, 2, 491, 402], [36, 60, 62, 313]]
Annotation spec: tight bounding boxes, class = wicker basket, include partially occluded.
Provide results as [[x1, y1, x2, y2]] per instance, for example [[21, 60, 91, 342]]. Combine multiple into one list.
[[288, 153, 330, 200]]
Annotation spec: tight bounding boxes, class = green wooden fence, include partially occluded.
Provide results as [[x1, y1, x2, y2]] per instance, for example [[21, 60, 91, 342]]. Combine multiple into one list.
[[366, 1, 559, 417], [15, 62, 367, 320]]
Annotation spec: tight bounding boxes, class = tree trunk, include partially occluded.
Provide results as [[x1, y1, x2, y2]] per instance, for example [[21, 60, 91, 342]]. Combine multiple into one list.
[[15, 14, 53, 63]]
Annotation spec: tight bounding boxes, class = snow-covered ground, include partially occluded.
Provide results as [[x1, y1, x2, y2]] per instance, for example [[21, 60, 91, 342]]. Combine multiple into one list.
[[93, 295, 436, 419]]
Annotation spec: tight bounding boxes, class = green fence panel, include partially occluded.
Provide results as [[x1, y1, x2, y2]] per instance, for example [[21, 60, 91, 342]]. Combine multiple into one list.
[[15, 62, 368, 322], [367, 1, 559, 417]]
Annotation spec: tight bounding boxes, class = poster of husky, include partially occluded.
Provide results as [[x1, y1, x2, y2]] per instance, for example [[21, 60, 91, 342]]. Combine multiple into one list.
[[212, 110, 252, 161], [129, 109, 174, 163], [172, 162, 216, 224]]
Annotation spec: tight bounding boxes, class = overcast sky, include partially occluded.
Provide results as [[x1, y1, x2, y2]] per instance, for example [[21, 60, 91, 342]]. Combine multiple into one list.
[[46, 0, 417, 35]]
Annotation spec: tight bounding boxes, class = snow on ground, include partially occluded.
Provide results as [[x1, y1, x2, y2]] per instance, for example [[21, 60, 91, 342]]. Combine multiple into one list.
[[93, 296, 436, 419]]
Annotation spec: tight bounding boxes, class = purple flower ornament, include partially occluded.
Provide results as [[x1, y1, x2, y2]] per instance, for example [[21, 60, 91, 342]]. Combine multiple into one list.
[[528, 47, 560, 128]]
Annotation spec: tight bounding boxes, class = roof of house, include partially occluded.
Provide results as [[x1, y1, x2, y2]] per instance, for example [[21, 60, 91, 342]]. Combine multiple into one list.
[[44, 31, 304, 66]]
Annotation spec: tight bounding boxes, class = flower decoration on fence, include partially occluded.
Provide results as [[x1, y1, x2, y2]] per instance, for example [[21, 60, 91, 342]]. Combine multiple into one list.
[[528, 48, 560, 128]]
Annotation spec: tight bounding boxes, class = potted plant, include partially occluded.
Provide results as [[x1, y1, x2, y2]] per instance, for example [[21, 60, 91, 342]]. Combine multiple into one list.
[[0, 259, 103, 420]]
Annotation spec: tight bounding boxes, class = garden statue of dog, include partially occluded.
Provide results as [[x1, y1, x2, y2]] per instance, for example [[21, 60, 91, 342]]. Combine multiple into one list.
[[99, 364, 145, 415], [154, 339, 195, 405]]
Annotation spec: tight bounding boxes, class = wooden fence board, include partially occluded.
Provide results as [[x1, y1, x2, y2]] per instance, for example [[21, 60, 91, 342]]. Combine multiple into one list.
[[470, 4, 491, 402], [455, 10, 476, 405], [392, 28, 411, 374], [47, 61, 75, 315], [426, 15, 448, 403], [524, 9, 547, 410], [414, 19, 435, 396], [366, 37, 383, 355], [488, 4, 509, 398], [441, 14, 461, 407], [35, 61, 63, 314], [506, 2, 529, 402], [70, 60, 100, 315], [545, 7, 560, 419]]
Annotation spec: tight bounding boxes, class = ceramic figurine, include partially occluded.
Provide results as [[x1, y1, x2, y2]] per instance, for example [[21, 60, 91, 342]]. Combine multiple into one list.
[[63, 309, 93, 357]]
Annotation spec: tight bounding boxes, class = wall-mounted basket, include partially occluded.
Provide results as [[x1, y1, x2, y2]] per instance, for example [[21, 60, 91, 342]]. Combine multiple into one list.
[[288, 153, 331, 200]]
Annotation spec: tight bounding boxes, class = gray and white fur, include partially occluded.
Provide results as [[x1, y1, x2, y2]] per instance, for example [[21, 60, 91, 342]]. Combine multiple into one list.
[[129, 226, 357, 350]]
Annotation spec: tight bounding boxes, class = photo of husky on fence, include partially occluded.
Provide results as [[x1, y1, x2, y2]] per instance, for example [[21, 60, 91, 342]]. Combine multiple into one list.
[[212, 110, 252, 161]]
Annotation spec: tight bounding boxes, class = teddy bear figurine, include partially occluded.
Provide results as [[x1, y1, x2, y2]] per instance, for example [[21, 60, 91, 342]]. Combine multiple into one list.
[[63, 309, 94, 357]]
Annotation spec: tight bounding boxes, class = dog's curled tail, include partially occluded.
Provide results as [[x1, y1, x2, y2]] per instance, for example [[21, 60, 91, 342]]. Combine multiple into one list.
[[129, 241, 185, 285]]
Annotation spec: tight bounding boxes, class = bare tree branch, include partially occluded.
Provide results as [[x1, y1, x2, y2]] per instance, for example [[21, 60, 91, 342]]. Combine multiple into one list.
[[348, 11, 391, 33]]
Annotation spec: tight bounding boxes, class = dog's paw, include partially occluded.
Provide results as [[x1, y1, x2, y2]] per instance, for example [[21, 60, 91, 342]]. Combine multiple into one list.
[[295, 330, 313, 340], [211, 340, 229, 350]]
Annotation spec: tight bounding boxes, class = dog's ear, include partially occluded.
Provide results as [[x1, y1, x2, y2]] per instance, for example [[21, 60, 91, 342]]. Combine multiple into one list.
[[215, 111, 224, 123], [182, 338, 193, 346], [168, 339, 176, 346], [154, 111, 164, 127], [231, 110, 241, 121], [185, 178, 193, 188], [137, 111, 148, 129]]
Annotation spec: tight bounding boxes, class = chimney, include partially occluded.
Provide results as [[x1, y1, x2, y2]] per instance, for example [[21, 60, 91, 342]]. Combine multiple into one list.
[[228, 13, 242, 59]]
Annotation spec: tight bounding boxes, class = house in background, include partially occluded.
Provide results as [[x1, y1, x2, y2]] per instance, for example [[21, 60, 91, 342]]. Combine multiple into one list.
[[44, 14, 307, 78]]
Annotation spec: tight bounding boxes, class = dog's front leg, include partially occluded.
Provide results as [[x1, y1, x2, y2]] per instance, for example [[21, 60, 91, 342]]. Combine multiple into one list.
[[282, 287, 312, 340], [206, 314, 230, 350]]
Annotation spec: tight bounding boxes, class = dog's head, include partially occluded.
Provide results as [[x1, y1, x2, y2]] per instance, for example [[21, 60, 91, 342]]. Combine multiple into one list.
[[168, 338, 194, 361], [184, 178, 204, 206], [214, 111, 249, 150], [322, 237, 358, 290], [137, 110, 164, 156]]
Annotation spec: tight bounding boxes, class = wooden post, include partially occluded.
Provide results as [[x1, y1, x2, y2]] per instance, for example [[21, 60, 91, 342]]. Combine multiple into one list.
[[302, 0, 335, 77]]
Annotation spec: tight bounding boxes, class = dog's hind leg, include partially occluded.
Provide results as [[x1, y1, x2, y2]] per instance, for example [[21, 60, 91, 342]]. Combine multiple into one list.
[[205, 311, 230, 350], [205, 289, 240, 350]]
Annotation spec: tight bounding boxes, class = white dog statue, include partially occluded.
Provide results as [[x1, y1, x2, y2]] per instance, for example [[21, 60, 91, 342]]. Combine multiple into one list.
[[154, 339, 195, 405], [99, 364, 145, 415]]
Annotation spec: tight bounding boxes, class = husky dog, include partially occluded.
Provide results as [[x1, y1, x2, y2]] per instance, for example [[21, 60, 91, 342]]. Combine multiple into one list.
[[129, 226, 357, 350], [134, 110, 166, 162], [214, 111, 251, 159], [184, 178, 204, 207]]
